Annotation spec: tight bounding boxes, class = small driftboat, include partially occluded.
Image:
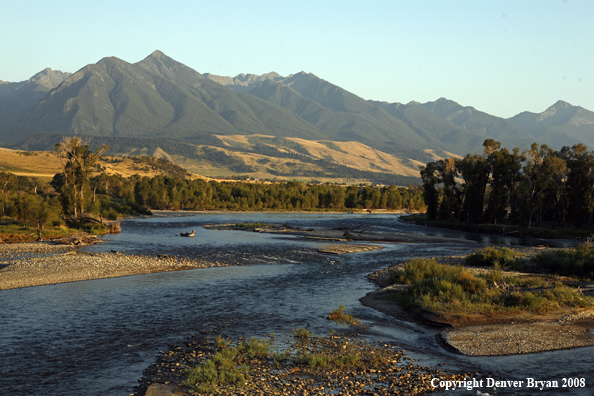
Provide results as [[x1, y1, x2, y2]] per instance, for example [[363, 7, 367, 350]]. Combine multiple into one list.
[[180, 229, 195, 237]]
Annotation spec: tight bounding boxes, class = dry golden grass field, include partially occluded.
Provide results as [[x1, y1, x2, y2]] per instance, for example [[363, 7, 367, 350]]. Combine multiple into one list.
[[0, 135, 434, 183], [0, 147, 208, 181]]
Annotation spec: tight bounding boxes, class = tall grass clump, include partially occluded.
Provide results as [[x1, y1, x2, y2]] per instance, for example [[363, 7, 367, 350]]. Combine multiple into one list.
[[466, 246, 519, 268], [534, 243, 594, 279], [293, 328, 311, 340], [392, 258, 487, 294], [184, 347, 249, 393], [327, 304, 361, 326], [184, 337, 273, 393], [238, 337, 270, 358], [389, 257, 593, 316], [389, 258, 450, 284], [390, 258, 489, 312], [503, 284, 591, 314]]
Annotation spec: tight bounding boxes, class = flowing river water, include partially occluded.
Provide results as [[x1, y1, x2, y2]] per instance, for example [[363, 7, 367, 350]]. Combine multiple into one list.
[[0, 213, 592, 395]]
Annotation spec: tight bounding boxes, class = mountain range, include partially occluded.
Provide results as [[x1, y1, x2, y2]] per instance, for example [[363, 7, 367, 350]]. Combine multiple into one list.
[[1, 50, 593, 183]]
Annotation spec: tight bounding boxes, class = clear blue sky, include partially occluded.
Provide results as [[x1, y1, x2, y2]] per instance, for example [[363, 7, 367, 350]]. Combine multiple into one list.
[[1, 0, 592, 118]]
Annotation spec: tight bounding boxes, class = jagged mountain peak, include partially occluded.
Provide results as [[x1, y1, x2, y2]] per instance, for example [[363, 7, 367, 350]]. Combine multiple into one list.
[[552, 100, 573, 108], [286, 71, 317, 80], [138, 50, 180, 66], [233, 71, 282, 82], [27, 68, 71, 88], [136, 50, 204, 82], [3, 51, 594, 164], [539, 100, 575, 118], [508, 100, 594, 146], [30, 67, 53, 78], [148, 49, 167, 58], [96, 56, 129, 68], [204, 71, 284, 92]]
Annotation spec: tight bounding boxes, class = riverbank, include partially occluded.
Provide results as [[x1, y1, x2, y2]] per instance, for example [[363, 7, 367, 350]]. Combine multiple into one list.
[[362, 249, 594, 356], [399, 213, 594, 240], [0, 242, 230, 290], [135, 331, 473, 396]]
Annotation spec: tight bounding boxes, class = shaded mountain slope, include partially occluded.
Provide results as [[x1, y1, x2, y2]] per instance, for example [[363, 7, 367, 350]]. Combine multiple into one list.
[[245, 74, 428, 152], [508, 100, 594, 148], [0, 68, 70, 142], [416, 98, 537, 149], [6, 52, 327, 144]]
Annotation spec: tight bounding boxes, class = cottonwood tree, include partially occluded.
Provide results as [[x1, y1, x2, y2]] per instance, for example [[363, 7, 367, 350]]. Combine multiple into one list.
[[563, 144, 594, 228], [436, 157, 460, 221], [54, 137, 110, 217], [0, 172, 16, 216], [420, 162, 441, 220]]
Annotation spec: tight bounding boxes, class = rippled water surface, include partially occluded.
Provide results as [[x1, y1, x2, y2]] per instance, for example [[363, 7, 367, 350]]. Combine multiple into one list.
[[0, 213, 591, 395]]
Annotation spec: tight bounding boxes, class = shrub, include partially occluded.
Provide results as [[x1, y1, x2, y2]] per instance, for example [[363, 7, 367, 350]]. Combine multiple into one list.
[[390, 257, 593, 316], [215, 335, 231, 349], [327, 304, 361, 326], [184, 347, 248, 393], [466, 246, 518, 267], [238, 337, 269, 358], [534, 243, 594, 279], [390, 258, 451, 285], [293, 328, 311, 340]]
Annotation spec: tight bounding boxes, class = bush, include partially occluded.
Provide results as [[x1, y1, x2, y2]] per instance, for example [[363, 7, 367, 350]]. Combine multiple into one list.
[[327, 305, 361, 326], [293, 328, 311, 340], [534, 243, 594, 279], [389, 257, 593, 316], [184, 347, 249, 393], [390, 258, 449, 285], [238, 337, 269, 358], [466, 246, 518, 267]]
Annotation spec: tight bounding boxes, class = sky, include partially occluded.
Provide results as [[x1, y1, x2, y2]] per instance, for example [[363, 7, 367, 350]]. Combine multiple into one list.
[[1, 0, 592, 118]]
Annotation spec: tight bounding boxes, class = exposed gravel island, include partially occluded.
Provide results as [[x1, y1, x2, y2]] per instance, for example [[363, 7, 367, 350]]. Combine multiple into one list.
[[0, 241, 227, 290]]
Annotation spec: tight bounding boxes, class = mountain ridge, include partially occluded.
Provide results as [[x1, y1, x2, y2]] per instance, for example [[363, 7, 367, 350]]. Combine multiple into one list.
[[2, 51, 594, 184]]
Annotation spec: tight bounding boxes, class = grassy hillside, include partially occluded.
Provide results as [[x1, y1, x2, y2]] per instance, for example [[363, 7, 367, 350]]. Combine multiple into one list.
[[9, 133, 428, 185], [0, 147, 208, 181]]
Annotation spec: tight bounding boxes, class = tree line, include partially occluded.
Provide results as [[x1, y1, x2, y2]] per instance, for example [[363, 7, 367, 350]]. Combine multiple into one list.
[[421, 139, 594, 228], [0, 138, 426, 232]]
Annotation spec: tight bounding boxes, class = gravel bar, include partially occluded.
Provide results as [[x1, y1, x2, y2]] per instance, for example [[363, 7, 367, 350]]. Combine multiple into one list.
[[0, 242, 227, 290]]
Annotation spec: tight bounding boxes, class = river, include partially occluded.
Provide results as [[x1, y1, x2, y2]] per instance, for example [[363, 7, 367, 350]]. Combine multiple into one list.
[[0, 213, 591, 395]]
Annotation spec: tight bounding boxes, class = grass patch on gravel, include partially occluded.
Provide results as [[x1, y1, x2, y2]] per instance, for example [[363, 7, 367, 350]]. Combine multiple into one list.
[[388, 258, 593, 317], [466, 246, 522, 268], [178, 330, 471, 395], [0, 220, 79, 243]]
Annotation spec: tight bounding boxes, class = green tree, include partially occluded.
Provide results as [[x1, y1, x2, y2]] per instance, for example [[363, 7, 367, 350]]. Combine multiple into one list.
[[457, 153, 490, 224], [436, 157, 460, 220], [420, 162, 441, 220], [0, 172, 16, 216], [54, 137, 110, 217], [563, 144, 594, 228]]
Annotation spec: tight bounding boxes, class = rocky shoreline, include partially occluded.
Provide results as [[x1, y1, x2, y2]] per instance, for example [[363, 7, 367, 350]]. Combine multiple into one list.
[[134, 331, 474, 396]]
